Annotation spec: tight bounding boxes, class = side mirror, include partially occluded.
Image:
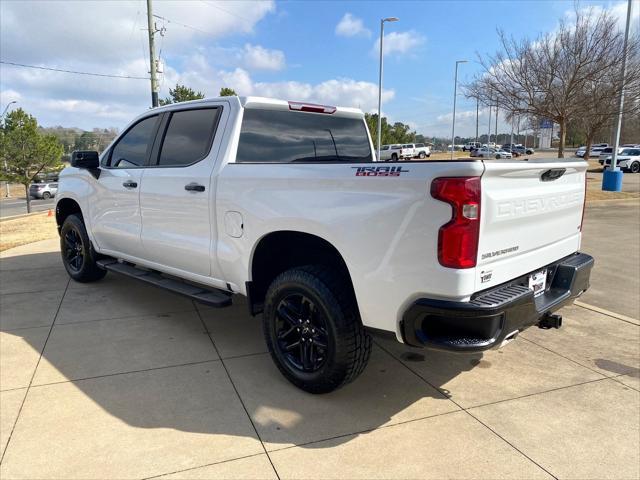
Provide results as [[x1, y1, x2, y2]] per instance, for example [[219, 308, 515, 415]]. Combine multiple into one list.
[[71, 151, 100, 169]]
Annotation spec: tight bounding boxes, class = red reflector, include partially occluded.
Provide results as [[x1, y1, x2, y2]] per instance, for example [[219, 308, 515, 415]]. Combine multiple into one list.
[[431, 177, 481, 269], [288, 101, 336, 114]]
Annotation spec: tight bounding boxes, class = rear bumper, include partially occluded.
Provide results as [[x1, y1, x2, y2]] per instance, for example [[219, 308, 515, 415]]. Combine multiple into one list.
[[401, 252, 594, 352]]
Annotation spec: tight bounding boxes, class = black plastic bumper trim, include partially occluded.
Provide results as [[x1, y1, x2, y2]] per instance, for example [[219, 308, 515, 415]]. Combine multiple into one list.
[[401, 252, 594, 352]]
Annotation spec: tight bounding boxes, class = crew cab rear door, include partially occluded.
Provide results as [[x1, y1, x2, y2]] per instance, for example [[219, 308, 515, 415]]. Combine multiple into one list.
[[139, 105, 227, 278], [476, 159, 587, 290]]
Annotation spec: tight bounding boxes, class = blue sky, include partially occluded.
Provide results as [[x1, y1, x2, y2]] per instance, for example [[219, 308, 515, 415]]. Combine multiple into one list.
[[1, 0, 636, 137]]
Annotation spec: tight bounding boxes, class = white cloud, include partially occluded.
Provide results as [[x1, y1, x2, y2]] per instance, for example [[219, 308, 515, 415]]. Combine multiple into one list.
[[0, 0, 393, 130], [371, 31, 425, 56], [241, 44, 286, 71], [335, 13, 371, 38]]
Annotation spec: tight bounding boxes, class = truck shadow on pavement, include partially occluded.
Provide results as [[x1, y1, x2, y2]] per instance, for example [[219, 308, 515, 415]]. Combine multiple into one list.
[[1, 249, 481, 451]]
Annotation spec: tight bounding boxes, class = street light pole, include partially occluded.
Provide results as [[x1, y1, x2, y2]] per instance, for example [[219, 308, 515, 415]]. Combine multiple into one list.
[[377, 16, 398, 162], [450, 60, 467, 159], [475, 97, 479, 144], [1, 100, 17, 198], [603, 0, 632, 192]]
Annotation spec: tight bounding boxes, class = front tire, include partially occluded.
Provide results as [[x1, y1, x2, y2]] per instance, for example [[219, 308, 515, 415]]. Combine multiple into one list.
[[630, 162, 640, 173], [60, 214, 107, 282], [42, 192, 51, 199], [262, 265, 372, 394], [419, 152, 426, 159], [391, 153, 398, 162]]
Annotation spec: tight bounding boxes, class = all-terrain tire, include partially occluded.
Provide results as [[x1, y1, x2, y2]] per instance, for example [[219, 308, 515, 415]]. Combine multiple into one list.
[[60, 214, 107, 282], [262, 265, 372, 394]]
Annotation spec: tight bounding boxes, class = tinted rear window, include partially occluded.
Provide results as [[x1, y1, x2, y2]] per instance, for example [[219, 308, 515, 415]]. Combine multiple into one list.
[[158, 108, 220, 166], [236, 109, 372, 163]]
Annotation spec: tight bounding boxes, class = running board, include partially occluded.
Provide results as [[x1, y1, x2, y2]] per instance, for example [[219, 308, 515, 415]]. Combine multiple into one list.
[[97, 259, 232, 308]]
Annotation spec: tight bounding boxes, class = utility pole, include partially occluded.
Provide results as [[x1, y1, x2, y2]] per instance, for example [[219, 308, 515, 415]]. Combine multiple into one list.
[[377, 17, 399, 161], [450, 60, 467, 159], [146, 0, 159, 108]]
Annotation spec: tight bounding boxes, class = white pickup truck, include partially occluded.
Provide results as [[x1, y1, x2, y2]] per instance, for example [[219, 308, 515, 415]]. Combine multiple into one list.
[[56, 96, 593, 393]]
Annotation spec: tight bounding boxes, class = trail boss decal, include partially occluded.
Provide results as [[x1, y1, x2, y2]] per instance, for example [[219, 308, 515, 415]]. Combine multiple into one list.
[[352, 166, 409, 177]]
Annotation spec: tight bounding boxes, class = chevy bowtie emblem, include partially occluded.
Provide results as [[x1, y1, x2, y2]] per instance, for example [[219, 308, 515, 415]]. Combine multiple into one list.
[[541, 168, 566, 181]]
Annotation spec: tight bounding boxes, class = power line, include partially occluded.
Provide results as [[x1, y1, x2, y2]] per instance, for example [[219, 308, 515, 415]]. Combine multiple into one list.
[[0, 61, 149, 80], [198, 0, 247, 21], [152, 14, 217, 36]]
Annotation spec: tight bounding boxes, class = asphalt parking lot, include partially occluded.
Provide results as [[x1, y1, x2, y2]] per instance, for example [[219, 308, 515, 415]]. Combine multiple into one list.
[[0, 201, 638, 479]]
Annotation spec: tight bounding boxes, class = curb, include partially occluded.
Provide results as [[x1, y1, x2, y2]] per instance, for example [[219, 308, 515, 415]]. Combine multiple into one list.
[[585, 197, 640, 206], [0, 211, 50, 222], [574, 300, 639, 326]]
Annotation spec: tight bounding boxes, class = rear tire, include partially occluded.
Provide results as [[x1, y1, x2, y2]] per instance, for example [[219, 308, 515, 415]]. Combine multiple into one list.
[[262, 265, 372, 394], [391, 153, 398, 162], [60, 214, 107, 282]]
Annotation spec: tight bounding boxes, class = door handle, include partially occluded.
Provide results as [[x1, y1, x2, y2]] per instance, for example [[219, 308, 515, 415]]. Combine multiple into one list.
[[122, 180, 138, 189], [185, 183, 205, 192]]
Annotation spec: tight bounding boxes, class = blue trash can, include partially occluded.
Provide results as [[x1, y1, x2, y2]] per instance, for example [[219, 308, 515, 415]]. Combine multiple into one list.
[[602, 168, 624, 192]]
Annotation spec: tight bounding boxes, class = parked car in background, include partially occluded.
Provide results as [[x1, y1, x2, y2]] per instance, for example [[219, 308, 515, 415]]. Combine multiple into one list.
[[471, 147, 513, 159], [598, 147, 624, 164], [500, 144, 521, 157], [576, 143, 608, 158], [378, 144, 412, 161], [29, 182, 58, 199], [411, 143, 431, 159], [512, 145, 534, 155], [602, 148, 640, 173], [401, 144, 416, 158], [463, 142, 482, 152]]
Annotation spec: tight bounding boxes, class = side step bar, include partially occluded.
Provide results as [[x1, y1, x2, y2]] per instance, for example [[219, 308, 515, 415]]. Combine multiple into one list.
[[97, 259, 232, 308]]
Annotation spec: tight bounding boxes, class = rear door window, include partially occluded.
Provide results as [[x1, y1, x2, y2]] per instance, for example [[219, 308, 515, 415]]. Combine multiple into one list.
[[236, 108, 372, 163], [157, 108, 220, 167]]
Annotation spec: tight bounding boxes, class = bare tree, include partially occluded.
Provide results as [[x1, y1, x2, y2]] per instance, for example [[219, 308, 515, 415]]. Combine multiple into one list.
[[467, 7, 633, 158], [576, 31, 640, 158]]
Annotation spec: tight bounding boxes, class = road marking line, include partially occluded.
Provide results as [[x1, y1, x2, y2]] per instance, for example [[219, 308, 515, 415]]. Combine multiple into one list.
[[574, 300, 639, 325]]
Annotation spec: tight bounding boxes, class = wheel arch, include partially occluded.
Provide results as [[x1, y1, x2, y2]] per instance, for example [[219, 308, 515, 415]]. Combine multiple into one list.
[[246, 230, 357, 317], [55, 197, 84, 235]]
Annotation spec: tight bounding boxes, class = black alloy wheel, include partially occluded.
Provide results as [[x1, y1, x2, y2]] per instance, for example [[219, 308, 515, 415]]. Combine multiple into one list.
[[274, 293, 329, 372], [60, 214, 107, 282], [63, 227, 84, 273]]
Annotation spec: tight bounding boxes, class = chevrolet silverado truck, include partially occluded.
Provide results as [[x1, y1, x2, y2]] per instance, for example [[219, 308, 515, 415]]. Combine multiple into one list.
[[56, 96, 594, 393]]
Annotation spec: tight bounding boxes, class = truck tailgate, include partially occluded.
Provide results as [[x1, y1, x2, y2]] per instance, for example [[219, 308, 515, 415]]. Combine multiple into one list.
[[476, 159, 587, 291]]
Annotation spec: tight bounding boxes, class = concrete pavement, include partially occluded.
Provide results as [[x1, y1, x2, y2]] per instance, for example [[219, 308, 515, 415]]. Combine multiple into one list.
[[0, 210, 638, 478], [580, 200, 640, 319]]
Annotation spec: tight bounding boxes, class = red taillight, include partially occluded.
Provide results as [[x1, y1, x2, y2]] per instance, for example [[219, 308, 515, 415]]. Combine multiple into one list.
[[288, 101, 336, 114], [431, 176, 481, 269]]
